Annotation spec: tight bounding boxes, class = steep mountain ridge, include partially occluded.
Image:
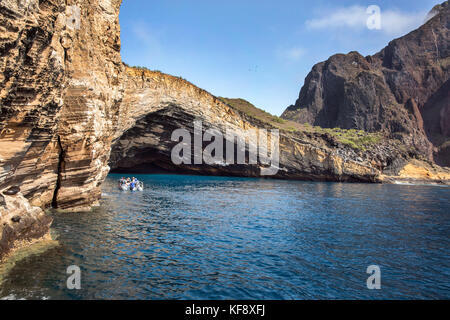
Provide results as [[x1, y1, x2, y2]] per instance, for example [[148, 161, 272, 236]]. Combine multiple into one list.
[[282, 1, 450, 167]]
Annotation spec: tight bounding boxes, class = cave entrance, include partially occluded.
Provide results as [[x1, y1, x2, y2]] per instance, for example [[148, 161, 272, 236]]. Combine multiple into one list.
[[109, 106, 262, 178], [109, 107, 193, 175]]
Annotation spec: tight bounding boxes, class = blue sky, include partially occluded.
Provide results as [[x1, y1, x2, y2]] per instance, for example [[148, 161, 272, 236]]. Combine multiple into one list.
[[119, 0, 442, 116]]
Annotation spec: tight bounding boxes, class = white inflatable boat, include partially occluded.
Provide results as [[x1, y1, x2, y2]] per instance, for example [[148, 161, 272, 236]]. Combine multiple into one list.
[[119, 181, 144, 192]]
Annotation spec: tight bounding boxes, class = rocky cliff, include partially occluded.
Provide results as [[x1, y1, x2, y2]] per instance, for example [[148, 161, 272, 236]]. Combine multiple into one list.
[[110, 67, 394, 182], [282, 1, 450, 167], [0, 0, 123, 259], [0, 1, 449, 260], [111, 66, 450, 186]]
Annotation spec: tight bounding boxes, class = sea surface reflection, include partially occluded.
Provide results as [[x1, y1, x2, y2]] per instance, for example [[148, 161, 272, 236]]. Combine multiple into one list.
[[0, 174, 449, 299]]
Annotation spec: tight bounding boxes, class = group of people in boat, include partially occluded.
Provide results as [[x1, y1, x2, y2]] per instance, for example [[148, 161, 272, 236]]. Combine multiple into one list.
[[118, 177, 144, 191]]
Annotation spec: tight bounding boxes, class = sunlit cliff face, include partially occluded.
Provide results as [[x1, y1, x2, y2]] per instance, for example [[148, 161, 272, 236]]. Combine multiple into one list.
[[110, 67, 391, 182], [0, 0, 124, 258], [109, 67, 267, 177]]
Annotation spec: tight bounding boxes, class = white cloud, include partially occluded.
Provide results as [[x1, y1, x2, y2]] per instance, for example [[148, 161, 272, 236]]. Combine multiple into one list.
[[381, 10, 429, 35], [306, 5, 428, 36], [306, 6, 367, 30], [131, 21, 163, 54], [277, 47, 306, 62]]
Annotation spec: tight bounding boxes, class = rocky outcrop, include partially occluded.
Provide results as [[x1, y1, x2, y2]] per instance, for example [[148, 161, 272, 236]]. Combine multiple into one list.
[[53, 0, 123, 211], [0, 0, 123, 259], [380, 159, 450, 185], [282, 1, 450, 167], [1, 0, 65, 260], [110, 67, 418, 184]]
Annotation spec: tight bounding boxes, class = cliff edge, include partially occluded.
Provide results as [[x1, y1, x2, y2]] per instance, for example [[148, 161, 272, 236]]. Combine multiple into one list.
[[282, 1, 450, 167], [0, 0, 123, 259]]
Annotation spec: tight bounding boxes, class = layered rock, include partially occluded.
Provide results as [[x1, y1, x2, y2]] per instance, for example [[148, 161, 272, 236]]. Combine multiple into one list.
[[1, 0, 66, 260], [110, 67, 413, 183], [380, 159, 450, 185], [53, 0, 123, 211], [282, 1, 450, 167], [0, 0, 123, 259]]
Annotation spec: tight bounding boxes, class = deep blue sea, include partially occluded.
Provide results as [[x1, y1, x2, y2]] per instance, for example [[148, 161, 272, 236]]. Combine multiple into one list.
[[1, 174, 449, 299]]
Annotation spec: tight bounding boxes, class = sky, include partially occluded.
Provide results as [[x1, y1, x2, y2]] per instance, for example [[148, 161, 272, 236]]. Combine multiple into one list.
[[119, 0, 443, 116]]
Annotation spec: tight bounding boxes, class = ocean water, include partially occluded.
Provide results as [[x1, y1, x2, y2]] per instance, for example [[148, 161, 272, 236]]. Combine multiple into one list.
[[0, 174, 449, 300]]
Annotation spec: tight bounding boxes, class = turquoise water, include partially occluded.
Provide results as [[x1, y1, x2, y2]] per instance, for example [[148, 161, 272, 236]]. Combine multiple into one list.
[[0, 174, 449, 299]]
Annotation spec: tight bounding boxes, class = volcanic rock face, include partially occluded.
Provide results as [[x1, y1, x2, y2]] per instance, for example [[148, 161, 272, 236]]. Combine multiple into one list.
[[53, 0, 123, 211], [0, 0, 123, 259], [111, 68, 450, 187], [0, 0, 66, 259], [110, 67, 405, 183], [282, 1, 450, 167]]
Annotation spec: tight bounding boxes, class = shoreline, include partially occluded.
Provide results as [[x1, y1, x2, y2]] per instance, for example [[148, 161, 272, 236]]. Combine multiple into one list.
[[109, 171, 450, 186]]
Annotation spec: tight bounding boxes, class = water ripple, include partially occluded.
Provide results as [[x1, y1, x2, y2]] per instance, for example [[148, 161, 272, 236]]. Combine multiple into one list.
[[0, 174, 449, 299]]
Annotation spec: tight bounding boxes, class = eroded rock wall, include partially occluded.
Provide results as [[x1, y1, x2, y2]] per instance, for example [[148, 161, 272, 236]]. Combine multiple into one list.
[[282, 2, 450, 166], [0, 0, 66, 259], [110, 67, 397, 183], [54, 0, 124, 211], [0, 0, 123, 259]]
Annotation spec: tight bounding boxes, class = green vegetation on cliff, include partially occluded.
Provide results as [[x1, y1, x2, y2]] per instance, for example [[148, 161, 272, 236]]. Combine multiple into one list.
[[218, 97, 302, 130], [122, 70, 384, 153], [219, 97, 383, 151], [309, 126, 383, 151]]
